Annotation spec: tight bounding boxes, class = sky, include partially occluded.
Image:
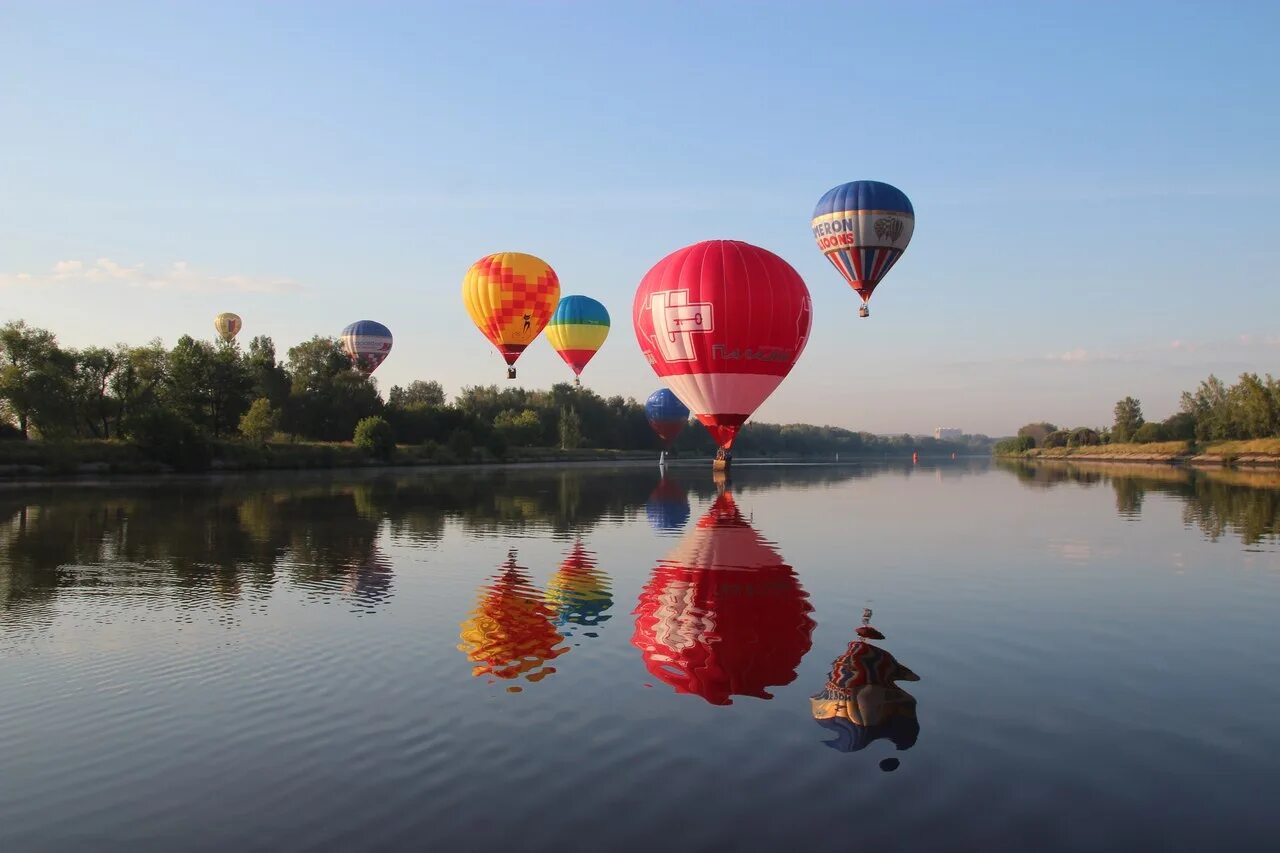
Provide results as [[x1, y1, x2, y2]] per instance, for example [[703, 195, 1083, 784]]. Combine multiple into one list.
[[2, 1, 1279, 436]]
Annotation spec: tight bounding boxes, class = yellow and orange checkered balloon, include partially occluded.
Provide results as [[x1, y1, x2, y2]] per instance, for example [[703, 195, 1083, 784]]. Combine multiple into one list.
[[462, 252, 560, 373]]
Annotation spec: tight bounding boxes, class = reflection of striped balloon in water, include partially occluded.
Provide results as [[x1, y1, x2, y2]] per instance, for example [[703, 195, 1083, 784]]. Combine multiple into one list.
[[462, 252, 560, 378], [545, 295, 609, 383], [645, 474, 690, 531], [811, 181, 914, 316], [214, 312, 242, 343], [340, 320, 393, 376], [632, 492, 815, 705], [544, 541, 612, 629], [458, 551, 566, 686]]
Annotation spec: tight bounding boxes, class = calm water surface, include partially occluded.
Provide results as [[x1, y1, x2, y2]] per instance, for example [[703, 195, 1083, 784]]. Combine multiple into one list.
[[2, 461, 1278, 851]]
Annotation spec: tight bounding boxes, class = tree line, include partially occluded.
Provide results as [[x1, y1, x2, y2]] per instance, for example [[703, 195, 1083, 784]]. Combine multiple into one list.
[[995, 371, 1280, 453], [0, 319, 978, 468]]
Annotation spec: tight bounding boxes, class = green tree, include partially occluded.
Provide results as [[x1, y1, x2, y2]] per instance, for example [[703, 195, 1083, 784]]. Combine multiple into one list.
[[1161, 412, 1197, 441], [111, 341, 168, 427], [353, 415, 395, 460], [559, 405, 583, 450], [284, 337, 382, 441], [239, 397, 281, 445], [448, 428, 474, 461], [494, 408, 542, 447], [1042, 430, 1070, 449], [389, 380, 445, 409], [72, 346, 121, 438], [1112, 397, 1144, 443], [246, 336, 291, 406], [1068, 427, 1101, 447], [1016, 422, 1058, 448], [0, 321, 76, 437], [1132, 422, 1167, 443]]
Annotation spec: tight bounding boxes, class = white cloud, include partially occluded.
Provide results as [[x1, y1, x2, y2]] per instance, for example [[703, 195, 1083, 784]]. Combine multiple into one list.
[[1046, 348, 1095, 363], [0, 258, 303, 294]]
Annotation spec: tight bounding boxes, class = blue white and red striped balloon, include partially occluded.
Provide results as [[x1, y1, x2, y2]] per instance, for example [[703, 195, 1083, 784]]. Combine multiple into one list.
[[811, 181, 914, 315], [341, 320, 393, 376], [644, 388, 690, 447]]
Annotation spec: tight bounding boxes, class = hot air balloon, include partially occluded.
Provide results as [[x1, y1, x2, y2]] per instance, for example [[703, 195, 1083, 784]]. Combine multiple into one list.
[[463, 252, 561, 379], [645, 389, 689, 449], [812, 180, 914, 318], [544, 541, 612, 631], [645, 474, 690, 532], [811, 608, 920, 764], [632, 491, 815, 705], [545, 295, 609, 385], [340, 320, 393, 376], [458, 551, 567, 686], [633, 240, 811, 467], [214, 312, 242, 343]]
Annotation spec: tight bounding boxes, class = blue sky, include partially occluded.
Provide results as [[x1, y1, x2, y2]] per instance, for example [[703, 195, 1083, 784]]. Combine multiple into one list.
[[2, 1, 1278, 435]]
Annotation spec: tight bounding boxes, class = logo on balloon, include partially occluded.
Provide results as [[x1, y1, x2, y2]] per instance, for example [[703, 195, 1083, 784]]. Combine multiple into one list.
[[874, 217, 904, 243], [648, 289, 713, 362]]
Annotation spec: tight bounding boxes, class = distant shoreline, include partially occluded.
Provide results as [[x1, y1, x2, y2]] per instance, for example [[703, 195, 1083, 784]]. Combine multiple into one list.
[[994, 439, 1280, 468]]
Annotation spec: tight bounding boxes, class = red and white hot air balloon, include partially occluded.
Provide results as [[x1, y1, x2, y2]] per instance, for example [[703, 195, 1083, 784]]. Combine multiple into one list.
[[633, 240, 812, 454]]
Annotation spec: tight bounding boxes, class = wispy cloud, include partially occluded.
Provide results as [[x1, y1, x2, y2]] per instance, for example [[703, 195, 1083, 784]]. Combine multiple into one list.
[[0, 258, 303, 294]]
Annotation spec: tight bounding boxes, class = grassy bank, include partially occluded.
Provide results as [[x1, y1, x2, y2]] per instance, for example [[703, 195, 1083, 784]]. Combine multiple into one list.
[[0, 439, 659, 478], [996, 438, 1280, 467]]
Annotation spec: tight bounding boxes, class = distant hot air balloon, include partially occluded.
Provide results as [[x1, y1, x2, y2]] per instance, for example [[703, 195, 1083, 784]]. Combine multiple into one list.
[[645, 474, 690, 532], [214, 312, 242, 343], [463, 252, 561, 379], [341, 320, 393, 376], [644, 389, 689, 448], [545, 295, 610, 385], [633, 240, 811, 460], [632, 491, 815, 705], [544, 541, 612, 631], [812, 180, 914, 318], [458, 551, 567, 686]]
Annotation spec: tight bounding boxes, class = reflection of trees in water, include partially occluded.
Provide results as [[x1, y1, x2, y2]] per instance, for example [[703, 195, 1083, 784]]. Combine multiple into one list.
[[998, 460, 1280, 545], [0, 462, 974, 623]]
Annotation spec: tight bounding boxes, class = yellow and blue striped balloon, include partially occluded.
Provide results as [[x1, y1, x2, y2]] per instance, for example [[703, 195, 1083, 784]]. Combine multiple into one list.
[[545, 295, 609, 381]]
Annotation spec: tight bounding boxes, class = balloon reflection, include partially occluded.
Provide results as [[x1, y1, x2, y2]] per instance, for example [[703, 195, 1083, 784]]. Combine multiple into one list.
[[544, 541, 612, 634], [458, 551, 567, 689], [342, 546, 394, 611], [632, 492, 815, 705], [811, 608, 919, 770], [645, 474, 690, 532]]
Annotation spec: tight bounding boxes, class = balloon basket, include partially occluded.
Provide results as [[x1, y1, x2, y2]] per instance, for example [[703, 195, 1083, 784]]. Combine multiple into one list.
[[507, 367, 517, 380], [858, 305, 870, 319], [573, 376, 581, 387], [713, 457, 730, 472]]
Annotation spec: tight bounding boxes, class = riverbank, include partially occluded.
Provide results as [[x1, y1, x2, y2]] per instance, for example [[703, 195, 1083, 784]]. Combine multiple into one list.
[[995, 439, 1280, 467], [0, 439, 662, 478]]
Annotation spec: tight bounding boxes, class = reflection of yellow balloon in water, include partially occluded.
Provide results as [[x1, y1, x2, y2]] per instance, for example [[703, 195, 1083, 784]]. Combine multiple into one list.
[[458, 551, 567, 686]]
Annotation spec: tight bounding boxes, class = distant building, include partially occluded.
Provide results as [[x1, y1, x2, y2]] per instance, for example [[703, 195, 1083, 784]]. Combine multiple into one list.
[[934, 427, 963, 441]]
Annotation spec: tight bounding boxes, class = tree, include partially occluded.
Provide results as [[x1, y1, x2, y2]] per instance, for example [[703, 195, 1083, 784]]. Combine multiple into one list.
[[0, 321, 76, 437], [353, 416, 395, 460], [389, 380, 445, 409], [448, 428, 474, 461], [246, 336, 291, 406], [559, 405, 583, 450], [1132, 422, 1167, 443], [1161, 412, 1196, 441], [1016, 422, 1058, 448], [494, 408, 542, 447], [239, 398, 281, 445], [284, 337, 382, 441], [1112, 397, 1144, 443], [72, 346, 121, 438], [1067, 427, 1101, 447], [111, 341, 168, 427], [1042, 430, 1070, 449]]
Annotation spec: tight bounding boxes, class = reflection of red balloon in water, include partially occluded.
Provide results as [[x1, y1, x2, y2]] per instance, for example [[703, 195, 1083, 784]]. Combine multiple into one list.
[[458, 551, 567, 684], [632, 492, 815, 705], [633, 240, 812, 451]]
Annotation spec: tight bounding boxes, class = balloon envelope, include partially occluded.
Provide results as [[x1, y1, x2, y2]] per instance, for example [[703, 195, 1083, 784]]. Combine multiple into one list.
[[545, 295, 609, 378], [812, 180, 914, 305], [341, 320, 393, 375], [633, 240, 811, 451], [214, 312, 242, 343], [463, 252, 560, 368], [632, 492, 815, 705], [644, 388, 689, 447]]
